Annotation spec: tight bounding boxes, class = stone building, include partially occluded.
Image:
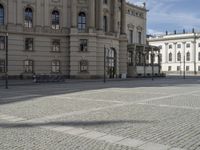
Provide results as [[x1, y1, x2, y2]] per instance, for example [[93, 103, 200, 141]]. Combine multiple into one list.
[[148, 31, 200, 75], [0, 0, 157, 79]]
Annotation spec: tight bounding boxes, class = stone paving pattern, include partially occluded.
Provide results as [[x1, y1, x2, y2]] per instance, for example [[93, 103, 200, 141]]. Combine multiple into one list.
[[0, 78, 200, 150]]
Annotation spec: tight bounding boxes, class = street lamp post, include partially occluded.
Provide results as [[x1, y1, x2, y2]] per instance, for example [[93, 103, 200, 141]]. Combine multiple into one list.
[[151, 52, 154, 81], [180, 60, 182, 76], [5, 33, 8, 89], [183, 42, 186, 79], [104, 45, 106, 83], [183, 55, 186, 79]]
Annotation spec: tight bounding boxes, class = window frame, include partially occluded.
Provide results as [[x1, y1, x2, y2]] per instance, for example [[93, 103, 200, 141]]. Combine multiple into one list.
[[186, 52, 190, 61], [0, 36, 5, 50], [168, 66, 172, 71], [80, 60, 89, 73], [51, 60, 61, 73], [103, 16, 108, 32], [0, 4, 4, 25], [0, 59, 5, 73], [25, 38, 34, 51], [24, 59, 34, 73], [24, 7, 33, 28], [78, 12, 86, 32], [169, 52, 172, 62], [80, 39, 88, 52], [177, 52, 181, 61], [52, 39, 60, 52], [51, 10, 60, 30]]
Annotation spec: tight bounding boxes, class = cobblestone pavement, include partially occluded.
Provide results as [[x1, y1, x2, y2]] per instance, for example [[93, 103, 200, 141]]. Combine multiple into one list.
[[1, 78, 200, 150]]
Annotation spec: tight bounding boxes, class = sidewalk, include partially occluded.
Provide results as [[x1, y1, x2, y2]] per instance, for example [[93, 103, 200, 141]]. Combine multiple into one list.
[[0, 77, 158, 87]]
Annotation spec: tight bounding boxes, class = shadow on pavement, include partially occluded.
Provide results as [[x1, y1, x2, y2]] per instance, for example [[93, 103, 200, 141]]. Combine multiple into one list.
[[0, 120, 156, 129], [0, 76, 200, 105]]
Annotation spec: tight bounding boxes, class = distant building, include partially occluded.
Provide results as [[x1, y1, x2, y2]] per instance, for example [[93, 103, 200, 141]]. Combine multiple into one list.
[[0, 0, 159, 79], [148, 32, 200, 75]]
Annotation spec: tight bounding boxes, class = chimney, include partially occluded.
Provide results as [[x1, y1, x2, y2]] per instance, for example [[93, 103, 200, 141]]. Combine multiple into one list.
[[166, 30, 168, 35], [183, 29, 185, 34]]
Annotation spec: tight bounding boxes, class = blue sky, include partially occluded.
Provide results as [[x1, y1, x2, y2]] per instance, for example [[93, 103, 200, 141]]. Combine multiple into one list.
[[127, 0, 200, 35]]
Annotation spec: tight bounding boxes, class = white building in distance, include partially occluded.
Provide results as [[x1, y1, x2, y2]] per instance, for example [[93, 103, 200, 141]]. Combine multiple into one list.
[[148, 31, 200, 75]]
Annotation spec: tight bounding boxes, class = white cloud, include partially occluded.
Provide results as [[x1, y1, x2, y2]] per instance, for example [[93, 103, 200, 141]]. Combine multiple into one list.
[[147, 29, 165, 35], [128, 0, 200, 34]]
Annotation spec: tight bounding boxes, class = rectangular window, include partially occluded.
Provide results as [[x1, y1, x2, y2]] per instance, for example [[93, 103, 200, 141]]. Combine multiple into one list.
[[177, 44, 181, 48], [80, 60, 88, 72], [159, 54, 162, 62], [0, 36, 5, 50], [168, 66, 172, 71], [80, 39, 88, 52], [103, 16, 108, 32], [24, 60, 34, 73], [129, 30, 133, 44], [128, 51, 133, 65], [138, 31, 142, 44], [177, 66, 180, 71], [52, 40, 60, 52], [198, 66, 200, 71], [51, 60, 60, 73], [186, 43, 190, 48], [0, 60, 5, 73], [25, 38, 33, 51], [198, 52, 200, 61], [186, 66, 190, 71]]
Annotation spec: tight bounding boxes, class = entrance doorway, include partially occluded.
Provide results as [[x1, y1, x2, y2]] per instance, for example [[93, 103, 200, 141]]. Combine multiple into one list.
[[106, 48, 116, 78]]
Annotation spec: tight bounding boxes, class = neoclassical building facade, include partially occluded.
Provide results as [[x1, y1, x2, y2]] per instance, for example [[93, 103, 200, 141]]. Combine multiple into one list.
[[0, 0, 149, 79], [148, 32, 200, 75]]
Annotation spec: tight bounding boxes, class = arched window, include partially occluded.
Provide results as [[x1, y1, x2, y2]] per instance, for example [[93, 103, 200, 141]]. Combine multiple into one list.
[[52, 10, 60, 29], [169, 52, 172, 62], [177, 52, 181, 61], [24, 7, 33, 28], [103, 16, 108, 32], [0, 4, 4, 25], [78, 12, 86, 32], [186, 52, 190, 61]]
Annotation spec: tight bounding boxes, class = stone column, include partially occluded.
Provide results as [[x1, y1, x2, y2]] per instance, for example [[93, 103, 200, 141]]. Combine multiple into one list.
[[97, 0, 103, 30], [174, 42, 177, 63], [8, 0, 14, 24], [165, 43, 168, 63], [44, 0, 49, 27], [192, 40, 197, 74], [89, 0, 95, 29], [182, 42, 186, 78], [16, 0, 22, 25], [71, 0, 77, 28], [62, 0, 68, 29], [113, 0, 118, 33], [120, 0, 126, 34], [36, 0, 42, 26]]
